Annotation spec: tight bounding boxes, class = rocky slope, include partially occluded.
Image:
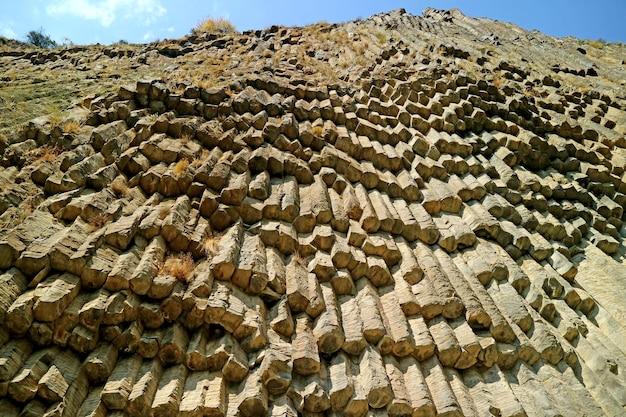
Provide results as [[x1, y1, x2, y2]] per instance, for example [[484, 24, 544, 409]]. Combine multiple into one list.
[[1, 7, 626, 417]]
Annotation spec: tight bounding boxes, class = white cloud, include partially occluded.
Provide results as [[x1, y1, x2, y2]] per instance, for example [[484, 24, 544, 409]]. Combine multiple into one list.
[[0, 25, 17, 39], [46, 0, 166, 27]]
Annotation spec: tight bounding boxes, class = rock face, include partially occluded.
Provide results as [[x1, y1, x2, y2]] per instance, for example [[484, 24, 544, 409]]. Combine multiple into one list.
[[1, 7, 626, 417]]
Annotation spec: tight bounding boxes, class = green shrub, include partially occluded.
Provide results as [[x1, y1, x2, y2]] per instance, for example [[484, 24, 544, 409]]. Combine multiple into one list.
[[26, 27, 57, 49]]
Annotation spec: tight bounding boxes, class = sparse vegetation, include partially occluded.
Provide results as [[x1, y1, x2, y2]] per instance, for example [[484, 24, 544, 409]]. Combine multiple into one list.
[[588, 39, 608, 49], [195, 78, 220, 90], [1, 8, 626, 415], [312, 125, 324, 136], [40, 145, 63, 161], [25, 28, 57, 49], [61, 120, 80, 134], [191, 149, 209, 168], [191, 17, 236, 36], [173, 158, 190, 176], [181, 132, 194, 144], [492, 73, 506, 89], [20, 200, 35, 220], [375, 31, 388, 44], [143, 113, 160, 124], [292, 251, 307, 268], [204, 234, 221, 258], [89, 213, 110, 230], [218, 152, 231, 163], [47, 110, 63, 128], [158, 204, 172, 219], [160, 252, 195, 282], [28, 144, 64, 163], [110, 181, 130, 197], [0, 199, 37, 230], [0, 39, 154, 137]]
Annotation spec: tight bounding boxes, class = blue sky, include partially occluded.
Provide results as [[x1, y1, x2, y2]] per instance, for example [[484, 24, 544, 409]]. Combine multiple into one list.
[[1, 1, 624, 46]]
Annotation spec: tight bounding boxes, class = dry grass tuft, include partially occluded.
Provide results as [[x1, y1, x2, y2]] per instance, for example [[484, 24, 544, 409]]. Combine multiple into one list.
[[143, 113, 159, 124], [42, 145, 63, 161], [587, 39, 607, 49], [160, 252, 195, 282], [157, 205, 171, 219], [110, 181, 129, 197], [30, 144, 64, 163], [181, 132, 194, 144], [292, 251, 307, 268], [492, 75, 503, 89], [89, 213, 110, 230], [196, 78, 218, 90], [375, 31, 388, 44], [218, 152, 231, 163], [173, 159, 190, 176], [48, 111, 63, 128], [312, 125, 324, 137], [191, 151, 208, 169], [203, 233, 221, 258], [191, 17, 236, 36], [61, 120, 80, 134]]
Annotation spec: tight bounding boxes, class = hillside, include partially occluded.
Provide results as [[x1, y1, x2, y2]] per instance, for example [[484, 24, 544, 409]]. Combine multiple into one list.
[[1, 7, 626, 416]]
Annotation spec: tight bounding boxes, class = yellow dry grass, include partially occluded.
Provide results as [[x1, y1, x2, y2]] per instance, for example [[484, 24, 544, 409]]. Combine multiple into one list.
[[173, 159, 190, 176], [160, 252, 195, 282], [157, 204, 172, 219], [312, 125, 324, 136], [587, 39, 607, 49], [29, 144, 64, 163], [203, 234, 221, 258], [192, 17, 236, 35], [110, 181, 129, 197], [61, 120, 80, 134]]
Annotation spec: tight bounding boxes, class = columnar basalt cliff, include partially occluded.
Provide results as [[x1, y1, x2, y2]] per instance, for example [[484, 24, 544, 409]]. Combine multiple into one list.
[[1, 8, 626, 417]]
